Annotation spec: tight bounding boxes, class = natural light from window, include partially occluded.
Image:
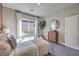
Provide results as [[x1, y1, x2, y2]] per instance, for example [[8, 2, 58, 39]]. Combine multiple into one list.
[[17, 19, 36, 43]]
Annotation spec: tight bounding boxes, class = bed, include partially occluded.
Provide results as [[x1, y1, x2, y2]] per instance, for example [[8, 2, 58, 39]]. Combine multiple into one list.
[[0, 32, 50, 56], [10, 37, 50, 56]]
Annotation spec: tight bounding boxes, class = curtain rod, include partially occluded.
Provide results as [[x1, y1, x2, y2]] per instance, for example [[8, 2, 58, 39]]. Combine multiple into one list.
[[16, 10, 40, 18]]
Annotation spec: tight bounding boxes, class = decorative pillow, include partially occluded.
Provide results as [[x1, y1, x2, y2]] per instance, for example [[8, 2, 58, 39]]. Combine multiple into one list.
[[8, 35, 17, 49], [0, 41, 11, 56], [0, 32, 12, 56], [0, 32, 8, 42]]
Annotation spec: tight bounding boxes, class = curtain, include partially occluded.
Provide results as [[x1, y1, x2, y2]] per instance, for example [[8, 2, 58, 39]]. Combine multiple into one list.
[[0, 4, 2, 31]]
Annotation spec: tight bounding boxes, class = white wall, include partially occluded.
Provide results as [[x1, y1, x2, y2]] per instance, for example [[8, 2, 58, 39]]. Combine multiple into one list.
[[3, 7, 17, 38], [42, 4, 79, 44]]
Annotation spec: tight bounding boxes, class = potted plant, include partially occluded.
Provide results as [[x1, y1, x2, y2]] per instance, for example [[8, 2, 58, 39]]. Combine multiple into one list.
[[39, 20, 46, 37]]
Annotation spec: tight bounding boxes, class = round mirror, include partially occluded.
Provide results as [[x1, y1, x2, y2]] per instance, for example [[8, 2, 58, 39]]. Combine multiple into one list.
[[50, 19, 60, 31]]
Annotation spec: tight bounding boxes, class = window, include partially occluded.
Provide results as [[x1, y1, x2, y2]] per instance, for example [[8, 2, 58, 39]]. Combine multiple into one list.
[[17, 19, 36, 43], [22, 20, 35, 36]]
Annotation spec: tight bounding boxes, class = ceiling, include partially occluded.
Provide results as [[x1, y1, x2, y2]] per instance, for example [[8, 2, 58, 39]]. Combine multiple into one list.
[[2, 3, 78, 17]]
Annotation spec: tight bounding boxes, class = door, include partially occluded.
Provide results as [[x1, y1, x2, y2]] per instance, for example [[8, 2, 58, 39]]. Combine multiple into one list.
[[77, 15, 79, 49], [65, 15, 78, 49]]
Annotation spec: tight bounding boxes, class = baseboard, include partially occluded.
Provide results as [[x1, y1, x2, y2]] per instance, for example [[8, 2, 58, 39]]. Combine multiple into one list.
[[59, 42, 65, 45], [59, 42, 79, 51]]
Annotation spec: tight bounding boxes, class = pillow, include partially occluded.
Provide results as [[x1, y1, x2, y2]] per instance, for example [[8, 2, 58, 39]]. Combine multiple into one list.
[[0, 32, 12, 55], [0, 41, 11, 56], [8, 35, 17, 49], [0, 32, 8, 42]]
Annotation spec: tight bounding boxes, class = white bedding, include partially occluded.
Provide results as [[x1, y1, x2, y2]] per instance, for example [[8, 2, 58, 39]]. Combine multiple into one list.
[[10, 38, 49, 56], [32, 38, 49, 56]]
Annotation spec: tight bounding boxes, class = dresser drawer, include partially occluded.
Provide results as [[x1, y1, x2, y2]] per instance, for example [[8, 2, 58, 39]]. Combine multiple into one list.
[[48, 31, 58, 43]]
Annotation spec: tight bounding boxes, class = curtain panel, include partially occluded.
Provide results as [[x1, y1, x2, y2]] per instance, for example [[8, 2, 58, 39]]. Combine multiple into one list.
[[0, 4, 3, 31]]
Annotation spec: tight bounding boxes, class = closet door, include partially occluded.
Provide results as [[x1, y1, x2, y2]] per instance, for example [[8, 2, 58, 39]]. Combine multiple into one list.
[[65, 15, 78, 49], [77, 15, 79, 49]]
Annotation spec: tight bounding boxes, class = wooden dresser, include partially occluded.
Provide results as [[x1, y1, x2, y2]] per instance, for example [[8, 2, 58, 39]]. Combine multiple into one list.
[[48, 31, 58, 43]]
